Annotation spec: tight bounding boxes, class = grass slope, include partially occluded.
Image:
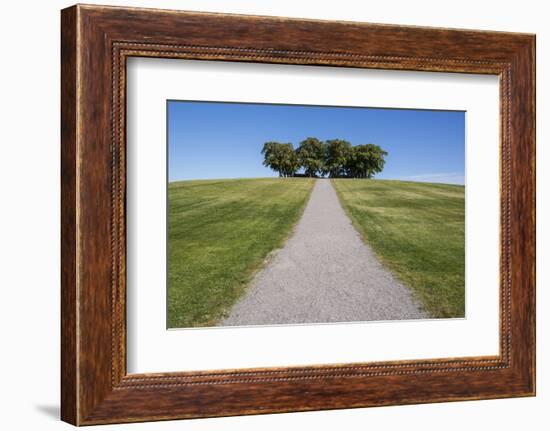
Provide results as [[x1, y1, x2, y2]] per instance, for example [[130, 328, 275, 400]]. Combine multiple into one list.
[[168, 178, 315, 328], [332, 179, 465, 318]]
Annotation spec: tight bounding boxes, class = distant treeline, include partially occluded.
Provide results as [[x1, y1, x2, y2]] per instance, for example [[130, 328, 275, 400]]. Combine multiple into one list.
[[262, 138, 388, 178]]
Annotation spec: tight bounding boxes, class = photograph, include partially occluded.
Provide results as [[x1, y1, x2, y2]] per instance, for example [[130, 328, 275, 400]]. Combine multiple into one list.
[[167, 100, 465, 329], [51, 3, 536, 426]]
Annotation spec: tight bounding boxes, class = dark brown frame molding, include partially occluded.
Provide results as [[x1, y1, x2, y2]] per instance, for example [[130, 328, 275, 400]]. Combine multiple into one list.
[[61, 4, 535, 425]]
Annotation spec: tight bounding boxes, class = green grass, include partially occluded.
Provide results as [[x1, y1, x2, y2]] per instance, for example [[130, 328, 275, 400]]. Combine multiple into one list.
[[168, 178, 315, 328], [332, 179, 465, 318]]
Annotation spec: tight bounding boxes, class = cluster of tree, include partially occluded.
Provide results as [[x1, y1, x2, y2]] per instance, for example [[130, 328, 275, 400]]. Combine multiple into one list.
[[262, 138, 388, 178]]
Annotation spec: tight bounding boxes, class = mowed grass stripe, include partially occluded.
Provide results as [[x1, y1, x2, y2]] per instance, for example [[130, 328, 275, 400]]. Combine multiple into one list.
[[168, 178, 315, 328], [332, 179, 465, 318]]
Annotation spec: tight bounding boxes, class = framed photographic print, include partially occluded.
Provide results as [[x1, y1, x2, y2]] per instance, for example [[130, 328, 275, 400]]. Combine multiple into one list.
[[61, 4, 535, 425]]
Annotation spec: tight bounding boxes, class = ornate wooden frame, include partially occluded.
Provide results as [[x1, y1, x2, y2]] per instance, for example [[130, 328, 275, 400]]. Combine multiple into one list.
[[61, 4, 535, 425]]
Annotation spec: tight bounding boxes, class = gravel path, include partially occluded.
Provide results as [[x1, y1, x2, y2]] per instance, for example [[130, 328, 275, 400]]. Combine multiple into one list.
[[221, 179, 426, 326]]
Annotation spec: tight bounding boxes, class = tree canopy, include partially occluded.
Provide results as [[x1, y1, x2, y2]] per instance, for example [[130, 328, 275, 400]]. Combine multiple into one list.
[[261, 142, 300, 177], [262, 139, 387, 179], [325, 139, 352, 178], [345, 144, 388, 179], [296, 137, 326, 178]]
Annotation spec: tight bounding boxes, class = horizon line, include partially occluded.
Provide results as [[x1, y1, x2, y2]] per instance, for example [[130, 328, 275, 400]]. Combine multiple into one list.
[[168, 176, 465, 186]]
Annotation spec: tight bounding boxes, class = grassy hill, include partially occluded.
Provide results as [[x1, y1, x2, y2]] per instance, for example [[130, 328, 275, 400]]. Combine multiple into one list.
[[168, 178, 315, 328], [168, 177, 465, 328], [332, 179, 465, 318]]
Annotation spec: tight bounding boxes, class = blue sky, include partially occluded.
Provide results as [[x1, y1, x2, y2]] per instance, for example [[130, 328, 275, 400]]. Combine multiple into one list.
[[168, 100, 465, 184]]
